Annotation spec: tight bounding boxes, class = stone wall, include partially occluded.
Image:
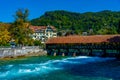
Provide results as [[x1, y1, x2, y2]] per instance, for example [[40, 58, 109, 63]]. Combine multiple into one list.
[[0, 46, 47, 58]]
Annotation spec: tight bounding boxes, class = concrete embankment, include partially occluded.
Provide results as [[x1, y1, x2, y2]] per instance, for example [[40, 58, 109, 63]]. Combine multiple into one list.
[[0, 47, 47, 58]]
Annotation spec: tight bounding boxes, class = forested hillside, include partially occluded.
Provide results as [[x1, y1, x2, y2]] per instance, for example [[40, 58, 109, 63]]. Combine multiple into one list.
[[31, 10, 120, 35]]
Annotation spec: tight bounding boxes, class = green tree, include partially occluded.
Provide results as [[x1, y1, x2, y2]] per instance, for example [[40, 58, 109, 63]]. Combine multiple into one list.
[[33, 40, 41, 46], [31, 10, 120, 35], [118, 20, 120, 34], [97, 27, 117, 35], [14, 9, 29, 22], [10, 9, 33, 46]]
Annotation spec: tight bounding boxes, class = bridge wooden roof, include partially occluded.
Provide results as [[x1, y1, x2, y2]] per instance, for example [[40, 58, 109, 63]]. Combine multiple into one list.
[[46, 35, 120, 44]]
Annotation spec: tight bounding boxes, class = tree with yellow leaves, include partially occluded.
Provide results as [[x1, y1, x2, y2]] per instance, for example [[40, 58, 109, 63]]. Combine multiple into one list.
[[0, 25, 11, 46]]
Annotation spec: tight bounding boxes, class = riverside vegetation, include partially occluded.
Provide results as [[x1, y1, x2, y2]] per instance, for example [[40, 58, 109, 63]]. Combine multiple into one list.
[[31, 10, 120, 35], [0, 9, 120, 46], [0, 9, 41, 46]]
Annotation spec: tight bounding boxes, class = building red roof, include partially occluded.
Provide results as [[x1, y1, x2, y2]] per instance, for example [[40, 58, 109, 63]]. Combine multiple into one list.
[[46, 35, 120, 44], [29, 25, 56, 32]]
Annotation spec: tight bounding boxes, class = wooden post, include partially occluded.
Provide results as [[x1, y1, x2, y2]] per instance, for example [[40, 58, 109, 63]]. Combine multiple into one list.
[[57, 49, 60, 56], [67, 49, 70, 56], [73, 53, 76, 57], [53, 52, 56, 56], [78, 49, 81, 55], [118, 49, 120, 58], [89, 49, 93, 56], [116, 49, 120, 59], [102, 49, 107, 57], [47, 49, 51, 55], [62, 53, 65, 56]]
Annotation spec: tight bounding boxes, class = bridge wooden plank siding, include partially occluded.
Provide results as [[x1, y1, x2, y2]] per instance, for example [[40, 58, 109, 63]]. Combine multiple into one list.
[[45, 35, 120, 58]]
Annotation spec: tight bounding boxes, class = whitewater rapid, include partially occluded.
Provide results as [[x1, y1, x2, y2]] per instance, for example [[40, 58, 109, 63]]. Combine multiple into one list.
[[0, 56, 115, 79]]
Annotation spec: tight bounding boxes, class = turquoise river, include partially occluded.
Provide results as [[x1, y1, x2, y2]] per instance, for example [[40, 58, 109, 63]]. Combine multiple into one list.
[[0, 56, 120, 80]]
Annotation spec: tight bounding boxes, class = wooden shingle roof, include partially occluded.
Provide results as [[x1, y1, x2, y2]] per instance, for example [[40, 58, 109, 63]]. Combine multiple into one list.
[[46, 35, 120, 44]]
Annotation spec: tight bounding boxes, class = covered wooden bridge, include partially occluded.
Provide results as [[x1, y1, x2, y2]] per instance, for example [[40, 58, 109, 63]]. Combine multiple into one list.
[[45, 35, 120, 57]]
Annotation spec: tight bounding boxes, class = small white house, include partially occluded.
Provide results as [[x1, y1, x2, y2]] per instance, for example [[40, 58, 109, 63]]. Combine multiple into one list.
[[29, 25, 57, 43]]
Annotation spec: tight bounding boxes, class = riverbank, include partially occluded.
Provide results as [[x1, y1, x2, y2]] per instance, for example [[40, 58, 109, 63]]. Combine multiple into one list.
[[0, 51, 47, 60], [0, 47, 47, 60]]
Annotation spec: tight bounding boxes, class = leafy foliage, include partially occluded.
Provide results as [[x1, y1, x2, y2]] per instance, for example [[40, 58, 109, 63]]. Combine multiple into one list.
[[33, 40, 41, 46], [31, 10, 120, 35], [0, 9, 42, 46], [0, 23, 11, 46], [14, 9, 29, 22], [9, 9, 33, 45]]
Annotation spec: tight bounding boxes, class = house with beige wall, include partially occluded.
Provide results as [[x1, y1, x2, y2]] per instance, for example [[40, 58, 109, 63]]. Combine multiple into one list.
[[30, 25, 57, 43]]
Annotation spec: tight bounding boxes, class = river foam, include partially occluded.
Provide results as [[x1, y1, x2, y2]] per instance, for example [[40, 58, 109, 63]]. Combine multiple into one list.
[[0, 56, 115, 79]]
